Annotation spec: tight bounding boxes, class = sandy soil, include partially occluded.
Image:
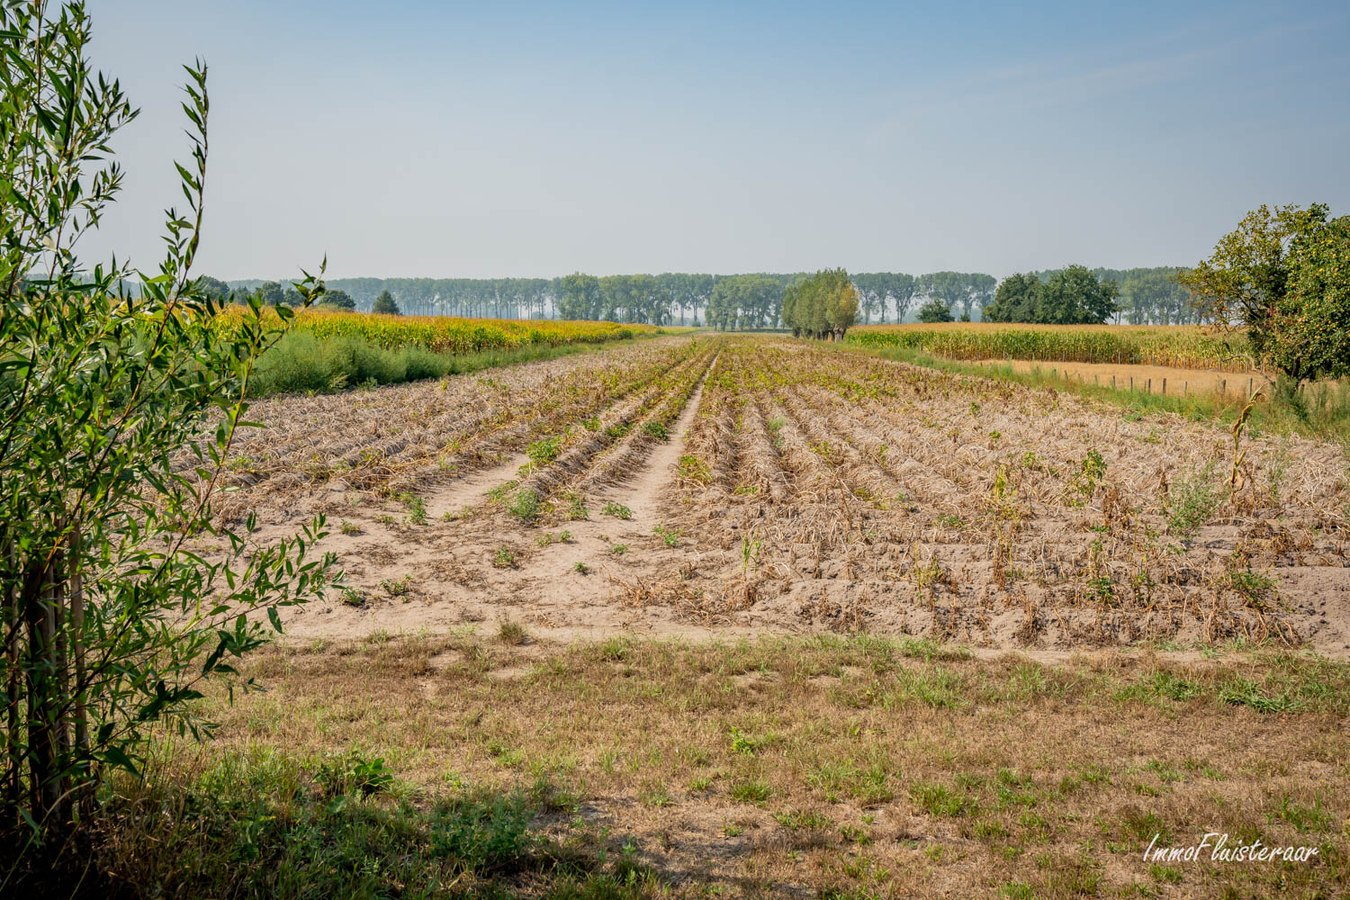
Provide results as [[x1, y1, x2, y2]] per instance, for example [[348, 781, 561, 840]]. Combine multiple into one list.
[[194, 335, 1350, 656], [971, 359, 1273, 399]]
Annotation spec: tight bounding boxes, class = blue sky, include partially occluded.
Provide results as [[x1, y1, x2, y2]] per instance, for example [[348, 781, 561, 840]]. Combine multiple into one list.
[[86, 1, 1350, 280]]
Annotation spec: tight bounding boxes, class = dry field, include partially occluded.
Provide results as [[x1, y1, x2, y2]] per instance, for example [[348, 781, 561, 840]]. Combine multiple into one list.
[[198, 334, 1350, 654], [161, 333, 1350, 898], [968, 360, 1271, 400]]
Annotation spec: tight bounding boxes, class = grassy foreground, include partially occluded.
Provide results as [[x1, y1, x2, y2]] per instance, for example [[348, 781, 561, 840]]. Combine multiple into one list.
[[13, 634, 1346, 899]]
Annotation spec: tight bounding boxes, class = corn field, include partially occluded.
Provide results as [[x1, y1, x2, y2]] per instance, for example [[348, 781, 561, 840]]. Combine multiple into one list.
[[214, 307, 658, 354], [846, 323, 1256, 372]]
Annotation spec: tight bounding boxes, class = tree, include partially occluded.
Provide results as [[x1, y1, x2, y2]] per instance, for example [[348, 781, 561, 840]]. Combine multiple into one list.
[[372, 289, 400, 315], [916, 272, 997, 320], [1119, 269, 1193, 324], [707, 275, 783, 330], [319, 288, 355, 310], [194, 275, 230, 301], [1266, 214, 1350, 381], [917, 298, 954, 323], [1179, 203, 1339, 368], [982, 267, 1118, 324], [257, 280, 286, 306], [982, 273, 1040, 323], [852, 273, 917, 324], [781, 269, 858, 339], [0, 3, 334, 833], [1038, 266, 1119, 325], [558, 273, 601, 320], [825, 278, 859, 340]]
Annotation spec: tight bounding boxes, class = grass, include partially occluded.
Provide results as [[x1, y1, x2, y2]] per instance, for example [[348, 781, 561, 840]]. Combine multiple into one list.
[[25, 635, 1340, 899], [5, 748, 667, 899], [498, 620, 528, 646], [249, 329, 664, 399]]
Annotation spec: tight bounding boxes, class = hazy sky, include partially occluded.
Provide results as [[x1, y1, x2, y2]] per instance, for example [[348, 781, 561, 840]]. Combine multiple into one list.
[[85, 0, 1350, 281]]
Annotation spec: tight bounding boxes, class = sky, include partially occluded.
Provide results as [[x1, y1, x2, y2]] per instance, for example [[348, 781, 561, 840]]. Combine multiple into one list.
[[84, 0, 1350, 281]]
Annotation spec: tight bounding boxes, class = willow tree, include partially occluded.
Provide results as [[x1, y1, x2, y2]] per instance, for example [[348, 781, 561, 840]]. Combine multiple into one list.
[[782, 269, 858, 340], [0, 1, 335, 833]]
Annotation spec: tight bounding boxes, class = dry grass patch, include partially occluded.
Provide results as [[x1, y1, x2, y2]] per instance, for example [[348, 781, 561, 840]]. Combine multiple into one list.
[[171, 634, 1350, 899]]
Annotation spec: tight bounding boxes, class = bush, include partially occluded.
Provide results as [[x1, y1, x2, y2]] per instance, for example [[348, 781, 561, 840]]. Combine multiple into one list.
[[0, 4, 334, 833], [372, 289, 401, 315], [917, 298, 954, 323]]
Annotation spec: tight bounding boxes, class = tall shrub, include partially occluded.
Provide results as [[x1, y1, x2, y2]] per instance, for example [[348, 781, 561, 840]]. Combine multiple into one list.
[[0, 2, 335, 832]]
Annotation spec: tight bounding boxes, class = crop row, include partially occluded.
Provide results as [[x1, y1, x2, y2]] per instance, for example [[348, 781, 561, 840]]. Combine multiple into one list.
[[845, 323, 1253, 372], [665, 338, 1346, 644], [194, 336, 706, 517]]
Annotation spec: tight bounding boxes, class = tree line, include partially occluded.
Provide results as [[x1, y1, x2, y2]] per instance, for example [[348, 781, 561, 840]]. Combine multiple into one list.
[[200, 266, 1199, 326]]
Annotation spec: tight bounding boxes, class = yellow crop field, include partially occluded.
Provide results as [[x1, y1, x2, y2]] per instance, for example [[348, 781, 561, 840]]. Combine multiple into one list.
[[214, 307, 657, 353], [846, 322, 1256, 372]]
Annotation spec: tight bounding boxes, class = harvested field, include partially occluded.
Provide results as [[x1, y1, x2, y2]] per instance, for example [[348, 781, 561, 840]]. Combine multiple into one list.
[[971, 359, 1271, 400], [193, 335, 1350, 655]]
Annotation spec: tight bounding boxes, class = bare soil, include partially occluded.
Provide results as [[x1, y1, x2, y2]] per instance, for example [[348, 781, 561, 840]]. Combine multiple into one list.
[[192, 335, 1350, 656], [972, 359, 1274, 399]]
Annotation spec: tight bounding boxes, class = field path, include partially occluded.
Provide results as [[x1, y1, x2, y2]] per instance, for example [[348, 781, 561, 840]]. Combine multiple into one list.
[[603, 351, 714, 521], [424, 452, 529, 520]]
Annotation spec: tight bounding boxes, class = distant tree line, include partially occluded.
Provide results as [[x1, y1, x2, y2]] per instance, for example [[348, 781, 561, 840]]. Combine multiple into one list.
[[201, 266, 1197, 326], [1024, 266, 1199, 325]]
